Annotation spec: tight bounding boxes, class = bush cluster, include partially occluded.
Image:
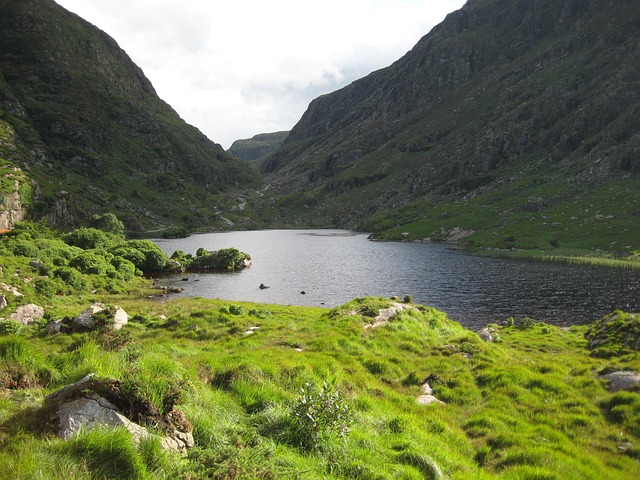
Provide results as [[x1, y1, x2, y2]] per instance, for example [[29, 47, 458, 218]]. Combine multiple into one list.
[[0, 218, 173, 298]]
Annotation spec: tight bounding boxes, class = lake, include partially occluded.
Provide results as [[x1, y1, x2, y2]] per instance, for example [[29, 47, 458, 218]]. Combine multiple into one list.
[[153, 229, 640, 330]]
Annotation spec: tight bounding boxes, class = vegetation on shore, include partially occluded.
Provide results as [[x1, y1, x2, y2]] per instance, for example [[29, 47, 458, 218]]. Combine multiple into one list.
[[0, 222, 638, 479]]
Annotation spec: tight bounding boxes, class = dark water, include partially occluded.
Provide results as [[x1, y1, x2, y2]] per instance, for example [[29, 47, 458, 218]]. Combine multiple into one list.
[[152, 229, 640, 330]]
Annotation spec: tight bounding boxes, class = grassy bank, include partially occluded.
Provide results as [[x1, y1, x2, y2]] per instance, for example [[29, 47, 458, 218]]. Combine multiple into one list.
[[468, 247, 640, 269], [1, 293, 639, 479]]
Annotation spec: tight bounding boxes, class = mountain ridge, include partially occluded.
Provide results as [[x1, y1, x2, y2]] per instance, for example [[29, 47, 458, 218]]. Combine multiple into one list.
[[261, 0, 640, 251]]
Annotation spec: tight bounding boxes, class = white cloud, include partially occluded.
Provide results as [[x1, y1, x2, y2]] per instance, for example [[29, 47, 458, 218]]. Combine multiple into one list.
[[55, 0, 466, 148]]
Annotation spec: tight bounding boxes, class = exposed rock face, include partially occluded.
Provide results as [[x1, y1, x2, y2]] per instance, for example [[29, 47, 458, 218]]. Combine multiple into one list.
[[73, 303, 129, 331], [0, 179, 28, 230], [9, 303, 44, 324]]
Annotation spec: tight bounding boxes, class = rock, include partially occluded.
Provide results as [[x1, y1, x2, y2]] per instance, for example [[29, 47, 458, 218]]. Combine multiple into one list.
[[1, 283, 22, 297], [9, 303, 44, 324], [617, 442, 634, 453], [57, 395, 149, 441], [45, 374, 194, 454], [45, 319, 65, 334], [417, 395, 446, 406], [363, 302, 418, 329], [598, 371, 640, 392], [73, 303, 129, 331], [259, 283, 269, 289], [0, 296, 7, 310], [421, 382, 433, 395], [477, 327, 494, 342]]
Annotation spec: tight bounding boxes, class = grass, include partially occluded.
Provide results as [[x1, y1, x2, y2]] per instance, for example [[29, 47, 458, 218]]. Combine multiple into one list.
[[0, 291, 638, 479]]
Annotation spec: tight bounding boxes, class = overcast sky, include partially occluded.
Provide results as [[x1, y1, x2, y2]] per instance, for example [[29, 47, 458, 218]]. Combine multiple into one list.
[[54, 0, 466, 149]]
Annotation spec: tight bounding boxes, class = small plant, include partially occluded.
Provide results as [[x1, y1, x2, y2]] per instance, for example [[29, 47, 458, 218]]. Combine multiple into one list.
[[517, 317, 536, 330], [291, 381, 353, 451], [505, 317, 515, 327], [228, 305, 244, 316]]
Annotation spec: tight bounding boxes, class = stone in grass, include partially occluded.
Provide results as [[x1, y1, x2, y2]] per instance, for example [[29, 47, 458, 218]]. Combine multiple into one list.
[[417, 395, 446, 406], [598, 371, 640, 393], [45, 374, 194, 454], [73, 303, 129, 331], [9, 304, 45, 325]]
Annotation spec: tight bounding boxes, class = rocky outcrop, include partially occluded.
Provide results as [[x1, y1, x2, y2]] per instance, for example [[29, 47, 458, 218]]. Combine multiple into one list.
[[73, 303, 129, 331], [0, 180, 28, 230], [585, 311, 640, 357], [477, 327, 495, 342], [45, 374, 194, 454], [363, 303, 418, 329]]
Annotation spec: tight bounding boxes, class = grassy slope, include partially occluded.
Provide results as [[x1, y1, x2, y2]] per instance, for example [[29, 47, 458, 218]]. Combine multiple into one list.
[[1, 290, 638, 479]]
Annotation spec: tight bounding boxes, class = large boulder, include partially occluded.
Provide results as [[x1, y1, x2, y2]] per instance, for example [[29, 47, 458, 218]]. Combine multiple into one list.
[[45, 374, 194, 453], [9, 303, 44, 324], [598, 371, 640, 393], [73, 303, 129, 331]]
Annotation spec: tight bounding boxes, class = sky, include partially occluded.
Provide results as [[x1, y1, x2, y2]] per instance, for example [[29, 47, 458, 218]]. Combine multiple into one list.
[[54, 0, 466, 149]]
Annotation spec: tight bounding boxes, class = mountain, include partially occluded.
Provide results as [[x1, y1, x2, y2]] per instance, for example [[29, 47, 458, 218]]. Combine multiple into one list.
[[0, 0, 259, 233], [228, 131, 289, 165], [263, 0, 640, 251]]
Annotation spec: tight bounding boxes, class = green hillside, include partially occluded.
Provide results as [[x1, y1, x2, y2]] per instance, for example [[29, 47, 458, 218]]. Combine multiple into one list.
[[0, 0, 260, 234], [262, 0, 640, 254]]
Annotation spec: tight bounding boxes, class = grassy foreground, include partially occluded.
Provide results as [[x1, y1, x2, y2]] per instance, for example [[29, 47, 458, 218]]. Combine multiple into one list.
[[1, 290, 639, 479]]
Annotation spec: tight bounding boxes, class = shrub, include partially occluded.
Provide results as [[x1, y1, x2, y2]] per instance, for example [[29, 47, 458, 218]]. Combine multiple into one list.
[[69, 250, 110, 275], [290, 381, 353, 451], [228, 305, 244, 316], [110, 256, 137, 281], [8, 238, 38, 258], [33, 277, 60, 299], [63, 227, 117, 250], [90, 213, 125, 235], [517, 317, 536, 329], [113, 240, 167, 273], [191, 247, 250, 270], [53, 266, 88, 291]]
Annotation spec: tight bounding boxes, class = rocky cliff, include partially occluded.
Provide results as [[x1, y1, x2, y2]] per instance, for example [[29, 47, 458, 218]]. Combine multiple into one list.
[[0, 0, 259, 232], [263, 0, 640, 250]]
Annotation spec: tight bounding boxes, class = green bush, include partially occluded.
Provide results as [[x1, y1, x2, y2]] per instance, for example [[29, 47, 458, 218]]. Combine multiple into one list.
[[63, 227, 118, 250], [110, 256, 137, 281], [8, 238, 39, 258], [53, 266, 88, 291], [291, 381, 353, 451], [69, 250, 110, 275], [90, 213, 125, 235], [113, 240, 167, 273], [191, 247, 250, 270], [33, 277, 60, 298]]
